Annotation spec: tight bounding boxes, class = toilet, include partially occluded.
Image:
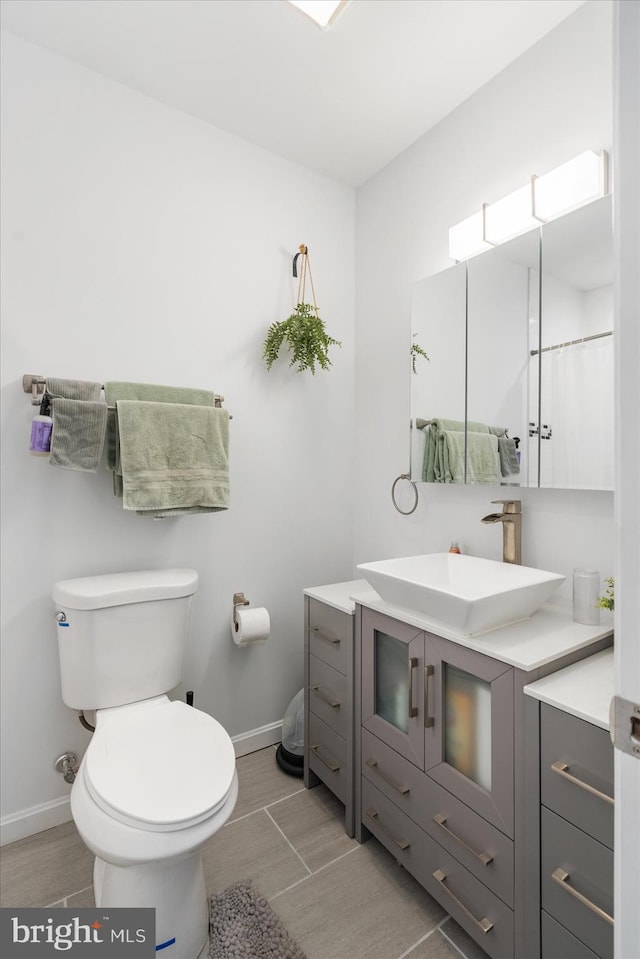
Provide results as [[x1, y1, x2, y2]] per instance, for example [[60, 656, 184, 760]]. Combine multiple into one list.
[[52, 569, 238, 959]]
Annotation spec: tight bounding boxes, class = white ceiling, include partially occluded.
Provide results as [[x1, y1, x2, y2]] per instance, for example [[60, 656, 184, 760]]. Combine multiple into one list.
[[0, 0, 585, 187]]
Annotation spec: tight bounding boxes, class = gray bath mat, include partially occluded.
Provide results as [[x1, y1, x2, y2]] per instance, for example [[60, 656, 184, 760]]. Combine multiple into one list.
[[209, 881, 307, 959]]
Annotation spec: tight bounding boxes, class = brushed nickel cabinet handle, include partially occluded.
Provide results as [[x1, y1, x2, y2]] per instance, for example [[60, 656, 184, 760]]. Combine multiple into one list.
[[310, 743, 340, 772], [433, 869, 494, 934], [408, 657, 419, 719], [365, 758, 410, 795], [433, 813, 494, 865], [366, 807, 411, 850], [551, 868, 614, 926], [309, 685, 340, 708], [309, 626, 340, 645], [551, 761, 614, 805], [424, 664, 435, 728]]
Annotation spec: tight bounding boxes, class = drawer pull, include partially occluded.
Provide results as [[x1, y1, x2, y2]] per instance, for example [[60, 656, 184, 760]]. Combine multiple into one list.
[[365, 758, 410, 795], [551, 761, 614, 805], [309, 626, 340, 645], [433, 813, 494, 866], [424, 664, 435, 728], [366, 807, 410, 850], [433, 869, 494, 934], [310, 743, 340, 772], [551, 868, 614, 926], [310, 685, 340, 708]]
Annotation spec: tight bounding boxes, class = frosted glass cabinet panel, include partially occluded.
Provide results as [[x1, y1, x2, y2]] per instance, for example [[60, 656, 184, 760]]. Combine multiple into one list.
[[361, 609, 424, 768], [375, 631, 410, 734], [426, 636, 514, 837], [444, 664, 492, 792]]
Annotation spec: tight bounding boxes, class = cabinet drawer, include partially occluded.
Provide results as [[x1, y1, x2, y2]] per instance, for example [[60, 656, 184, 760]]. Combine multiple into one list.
[[361, 729, 514, 907], [541, 807, 613, 959], [541, 704, 613, 849], [362, 779, 514, 959], [308, 598, 351, 675], [541, 911, 599, 959], [307, 713, 346, 804], [309, 655, 348, 737]]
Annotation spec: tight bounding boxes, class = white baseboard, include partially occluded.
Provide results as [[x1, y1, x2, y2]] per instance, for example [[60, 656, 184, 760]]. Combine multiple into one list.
[[231, 720, 282, 757], [1, 796, 72, 847], [1, 723, 283, 845]]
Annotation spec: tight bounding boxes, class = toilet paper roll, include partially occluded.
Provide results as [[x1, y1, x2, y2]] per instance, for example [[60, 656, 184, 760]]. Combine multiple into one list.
[[232, 606, 270, 646]]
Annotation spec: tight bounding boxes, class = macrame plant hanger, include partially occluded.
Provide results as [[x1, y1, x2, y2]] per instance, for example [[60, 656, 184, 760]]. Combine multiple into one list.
[[292, 244, 319, 316]]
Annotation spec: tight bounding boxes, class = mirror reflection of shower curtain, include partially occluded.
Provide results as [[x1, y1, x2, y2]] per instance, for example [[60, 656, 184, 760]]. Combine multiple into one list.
[[541, 336, 614, 489]]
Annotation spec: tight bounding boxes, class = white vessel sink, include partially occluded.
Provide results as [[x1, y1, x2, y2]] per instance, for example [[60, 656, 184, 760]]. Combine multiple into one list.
[[357, 553, 565, 636]]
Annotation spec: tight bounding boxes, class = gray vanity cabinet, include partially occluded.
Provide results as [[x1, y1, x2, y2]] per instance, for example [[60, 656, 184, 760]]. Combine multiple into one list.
[[358, 607, 518, 959], [538, 704, 614, 959], [304, 594, 355, 837]]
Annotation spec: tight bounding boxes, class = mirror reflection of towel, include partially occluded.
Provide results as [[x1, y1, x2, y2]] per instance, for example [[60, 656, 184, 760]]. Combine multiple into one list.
[[439, 430, 500, 484]]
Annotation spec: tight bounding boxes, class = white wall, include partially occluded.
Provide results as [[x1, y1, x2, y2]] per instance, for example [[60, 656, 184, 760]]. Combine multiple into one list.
[[0, 32, 355, 839], [354, 2, 614, 585]]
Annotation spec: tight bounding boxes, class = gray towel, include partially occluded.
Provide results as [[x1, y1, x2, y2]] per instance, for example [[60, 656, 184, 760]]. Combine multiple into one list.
[[498, 436, 520, 476], [49, 398, 108, 472], [116, 401, 229, 516]]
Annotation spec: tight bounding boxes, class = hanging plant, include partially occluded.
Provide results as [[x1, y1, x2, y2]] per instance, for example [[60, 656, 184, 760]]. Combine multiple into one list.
[[263, 245, 341, 374], [596, 576, 614, 612], [411, 338, 430, 374]]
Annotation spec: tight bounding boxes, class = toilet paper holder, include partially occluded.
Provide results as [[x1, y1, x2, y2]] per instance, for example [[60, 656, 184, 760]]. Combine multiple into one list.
[[232, 592, 250, 633]]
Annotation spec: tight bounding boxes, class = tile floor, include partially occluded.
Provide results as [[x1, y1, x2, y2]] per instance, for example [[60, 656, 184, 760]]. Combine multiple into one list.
[[0, 747, 486, 959]]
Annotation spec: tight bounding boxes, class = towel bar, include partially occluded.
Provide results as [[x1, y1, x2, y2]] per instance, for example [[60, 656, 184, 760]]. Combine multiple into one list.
[[22, 374, 228, 413]]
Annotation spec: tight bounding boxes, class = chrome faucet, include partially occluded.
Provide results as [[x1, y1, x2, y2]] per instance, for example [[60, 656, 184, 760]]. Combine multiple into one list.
[[481, 500, 522, 565]]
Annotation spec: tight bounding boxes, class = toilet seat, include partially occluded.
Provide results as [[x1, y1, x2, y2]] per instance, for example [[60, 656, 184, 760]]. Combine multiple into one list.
[[84, 697, 236, 832]]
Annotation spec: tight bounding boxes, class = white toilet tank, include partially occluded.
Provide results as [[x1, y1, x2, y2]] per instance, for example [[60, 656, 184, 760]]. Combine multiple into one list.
[[53, 569, 199, 711]]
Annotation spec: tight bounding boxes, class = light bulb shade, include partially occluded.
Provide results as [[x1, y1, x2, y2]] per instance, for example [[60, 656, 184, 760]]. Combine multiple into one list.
[[449, 211, 493, 261], [288, 0, 348, 28], [483, 183, 539, 244], [533, 150, 608, 221]]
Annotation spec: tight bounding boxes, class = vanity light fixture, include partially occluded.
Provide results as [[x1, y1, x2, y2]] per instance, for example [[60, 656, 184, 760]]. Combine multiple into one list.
[[449, 149, 609, 261], [288, 0, 349, 29]]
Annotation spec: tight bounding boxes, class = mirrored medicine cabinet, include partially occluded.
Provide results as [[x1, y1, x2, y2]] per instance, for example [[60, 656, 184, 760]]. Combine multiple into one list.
[[410, 193, 613, 491]]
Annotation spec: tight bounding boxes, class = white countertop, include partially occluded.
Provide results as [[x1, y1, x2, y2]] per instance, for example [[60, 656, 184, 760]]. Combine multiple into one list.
[[351, 590, 613, 672], [303, 580, 370, 615], [524, 648, 614, 730]]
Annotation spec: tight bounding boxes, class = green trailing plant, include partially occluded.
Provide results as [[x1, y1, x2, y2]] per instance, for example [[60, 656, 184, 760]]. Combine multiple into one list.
[[263, 302, 341, 374], [411, 340, 430, 374], [596, 576, 614, 612]]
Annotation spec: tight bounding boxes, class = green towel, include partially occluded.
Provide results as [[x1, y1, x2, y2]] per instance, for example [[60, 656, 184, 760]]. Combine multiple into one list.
[[46, 378, 102, 401], [434, 430, 500, 484], [421, 418, 490, 482], [103, 382, 216, 486], [116, 401, 229, 516], [49, 398, 107, 472], [463, 430, 500, 484]]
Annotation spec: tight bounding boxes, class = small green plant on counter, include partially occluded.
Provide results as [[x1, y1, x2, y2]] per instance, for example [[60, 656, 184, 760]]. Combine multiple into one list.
[[263, 302, 341, 374], [411, 340, 430, 374], [596, 576, 615, 612]]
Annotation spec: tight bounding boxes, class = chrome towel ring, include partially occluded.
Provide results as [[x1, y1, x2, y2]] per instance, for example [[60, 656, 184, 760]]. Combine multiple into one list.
[[391, 473, 419, 515]]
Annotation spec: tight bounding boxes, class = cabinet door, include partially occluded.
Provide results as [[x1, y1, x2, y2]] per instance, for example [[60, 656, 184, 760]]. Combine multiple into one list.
[[361, 608, 425, 768], [425, 635, 514, 837]]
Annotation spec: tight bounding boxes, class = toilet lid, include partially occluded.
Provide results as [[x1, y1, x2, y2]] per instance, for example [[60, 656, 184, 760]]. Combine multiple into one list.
[[84, 699, 236, 831]]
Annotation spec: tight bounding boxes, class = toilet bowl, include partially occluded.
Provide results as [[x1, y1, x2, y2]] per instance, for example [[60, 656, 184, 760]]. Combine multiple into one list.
[[52, 569, 238, 959], [71, 696, 237, 958]]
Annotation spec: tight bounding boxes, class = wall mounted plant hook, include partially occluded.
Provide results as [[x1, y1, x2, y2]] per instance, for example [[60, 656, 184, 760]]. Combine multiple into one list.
[[292, 244, 308, 278]]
